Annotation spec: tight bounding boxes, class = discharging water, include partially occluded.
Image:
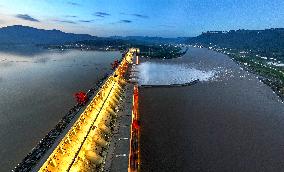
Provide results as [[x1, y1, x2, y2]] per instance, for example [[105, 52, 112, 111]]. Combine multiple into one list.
[[139, 47, 284, 172], [137, 62, 218, 85]]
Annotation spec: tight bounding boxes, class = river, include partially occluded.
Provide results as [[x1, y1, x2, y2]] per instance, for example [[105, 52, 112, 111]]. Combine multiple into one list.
[[0, 47, 120, 171], [138, 46, 284, 171]]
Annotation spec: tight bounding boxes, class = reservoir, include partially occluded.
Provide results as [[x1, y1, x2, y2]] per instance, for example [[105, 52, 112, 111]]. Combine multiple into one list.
[[138, 47, 284, 171], [0, 47, 120, 171]]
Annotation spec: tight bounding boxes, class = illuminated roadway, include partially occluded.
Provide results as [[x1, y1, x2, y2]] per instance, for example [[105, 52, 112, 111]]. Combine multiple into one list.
[[35, 48, 140, 172]]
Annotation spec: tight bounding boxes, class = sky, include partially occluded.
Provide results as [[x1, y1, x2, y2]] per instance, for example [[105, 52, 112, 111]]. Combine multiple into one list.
[[0, 0, 283, 37]]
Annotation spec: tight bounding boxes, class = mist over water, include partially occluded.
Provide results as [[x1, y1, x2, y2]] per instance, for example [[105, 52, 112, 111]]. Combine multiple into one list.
[[137, 62, 219, 85]]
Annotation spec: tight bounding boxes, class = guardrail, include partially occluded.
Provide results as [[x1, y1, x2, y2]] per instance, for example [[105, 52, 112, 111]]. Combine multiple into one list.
[[128, 85, 140, 172], [129, 51, 140, 172]]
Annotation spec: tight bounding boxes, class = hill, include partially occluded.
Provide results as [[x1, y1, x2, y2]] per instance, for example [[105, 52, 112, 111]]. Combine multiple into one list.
[[110, 36, 187, 44], [0, 25, 97, 44], [186, 28, 284, 53]]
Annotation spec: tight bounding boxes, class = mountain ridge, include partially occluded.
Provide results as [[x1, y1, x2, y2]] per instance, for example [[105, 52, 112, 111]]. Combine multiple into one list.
[[0, 25, 98, 44], [1, 25, 284, 46]]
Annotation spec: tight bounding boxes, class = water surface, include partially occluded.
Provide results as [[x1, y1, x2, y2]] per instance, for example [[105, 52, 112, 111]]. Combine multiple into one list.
[[0, 48, 120, 171], [139, 47, 284, 171]]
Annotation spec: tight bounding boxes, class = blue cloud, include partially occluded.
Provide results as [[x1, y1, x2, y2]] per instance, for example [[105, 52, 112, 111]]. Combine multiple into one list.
[[65, 15, 77, 18], [67, 2, 80, 6], [78, 20, 94, 23], [131, 13, 149, 18], [94, 12, 110, 17], [120, 12, 149, 19], [54, 19, 76, 24], [15, 14, 40, 22], [120, 19, 132, 23]]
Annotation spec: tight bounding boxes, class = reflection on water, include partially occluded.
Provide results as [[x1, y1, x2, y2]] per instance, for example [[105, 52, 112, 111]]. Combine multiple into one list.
[[0, 44, 46, 56], [0, 48, 120, 171]]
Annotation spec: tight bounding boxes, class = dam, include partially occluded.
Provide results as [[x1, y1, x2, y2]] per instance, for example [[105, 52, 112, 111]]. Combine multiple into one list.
[[14, 48, 141, 172], [13, 46, 284, 172]]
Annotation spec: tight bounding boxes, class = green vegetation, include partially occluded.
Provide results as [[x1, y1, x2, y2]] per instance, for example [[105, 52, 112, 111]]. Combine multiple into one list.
[[187, 29, 284, 61], [133, 44, 187, 59], [186, 28, 284, 100], [47, 39, 186, 59], [232, 54, 284, 97], [46, 39, 128, 51]]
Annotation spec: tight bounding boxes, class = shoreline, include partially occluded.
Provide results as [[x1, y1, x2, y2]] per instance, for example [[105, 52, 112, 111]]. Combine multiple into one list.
[[233, 59, 284, 102], [190, 45, 284, 103], [226, 50, 284, 102]]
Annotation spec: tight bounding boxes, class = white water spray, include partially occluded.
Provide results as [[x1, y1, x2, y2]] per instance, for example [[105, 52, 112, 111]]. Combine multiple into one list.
[[137, 62, 219, 85]]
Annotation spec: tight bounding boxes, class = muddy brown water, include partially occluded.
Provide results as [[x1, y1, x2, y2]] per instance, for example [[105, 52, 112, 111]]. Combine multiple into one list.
[[139, 47, 284, 172]]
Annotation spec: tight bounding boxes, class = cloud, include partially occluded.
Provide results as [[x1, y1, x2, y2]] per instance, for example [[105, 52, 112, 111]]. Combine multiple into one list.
[[94, 12, 110, 17], [120, 19, 132, 23], [65, 15, 77, 18], [53, 19, 76, 24], [110, 19, 132, 24], [67, 1, 80, 6], [120, 12, 149, 19], [131, 13, 149, 18], [78, 20, 94, 23], [15, 14, 40, 22]]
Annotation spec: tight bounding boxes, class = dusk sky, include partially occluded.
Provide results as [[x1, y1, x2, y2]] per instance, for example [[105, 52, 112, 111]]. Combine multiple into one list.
[[0, 0, 283, 37]]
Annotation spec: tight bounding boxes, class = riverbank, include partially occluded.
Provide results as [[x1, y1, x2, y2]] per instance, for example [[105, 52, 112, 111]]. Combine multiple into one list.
[[190, 44, 284, 102]]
